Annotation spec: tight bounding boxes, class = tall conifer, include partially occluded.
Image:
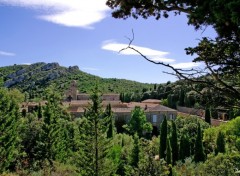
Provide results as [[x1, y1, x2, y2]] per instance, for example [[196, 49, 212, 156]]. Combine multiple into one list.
[[159, 116, 167, 159], [171, 121, 178, 165], [0, 88, 21, 172], [216, 131, 226, 154], [179, 135, 190, 162], [194, 123, 205, 162], [205, 107, 211, 125]]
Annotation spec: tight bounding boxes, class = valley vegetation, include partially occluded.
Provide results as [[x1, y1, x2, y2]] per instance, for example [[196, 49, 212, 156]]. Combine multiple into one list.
[[0, 86, 240, 175]]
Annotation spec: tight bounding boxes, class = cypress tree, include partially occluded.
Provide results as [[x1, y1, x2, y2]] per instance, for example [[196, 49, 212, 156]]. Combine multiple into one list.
[[104, 104, 114, 138], [166, 138, 172, 165], [166, 137, 172, 176], [171, 121, 178, 165], [179, 135, 190, 162], [205, 107, 211, 125], [131, 133, 140, 168], [216, 131, 226, 154], [159, 116, 168, 159], [178, 88, 185, 106], [37, 103, 43, 119], [194, 123, 205, 162]]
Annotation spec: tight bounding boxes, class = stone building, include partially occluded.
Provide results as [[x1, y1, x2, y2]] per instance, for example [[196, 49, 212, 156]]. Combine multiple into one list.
[[64, 80, 177, 131]]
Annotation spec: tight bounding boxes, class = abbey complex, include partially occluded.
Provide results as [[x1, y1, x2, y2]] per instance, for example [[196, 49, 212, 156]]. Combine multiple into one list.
[[63, 80, 177, 130]]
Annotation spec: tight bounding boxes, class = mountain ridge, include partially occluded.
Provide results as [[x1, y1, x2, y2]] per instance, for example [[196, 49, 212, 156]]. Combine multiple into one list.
[[0, 62, 154, 98]]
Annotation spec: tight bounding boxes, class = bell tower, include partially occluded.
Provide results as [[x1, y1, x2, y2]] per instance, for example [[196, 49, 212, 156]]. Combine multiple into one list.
[[65, 80, 79, 101]]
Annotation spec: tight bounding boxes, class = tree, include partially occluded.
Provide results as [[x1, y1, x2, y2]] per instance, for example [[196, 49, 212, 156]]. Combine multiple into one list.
[[166, 138, 172, 176], [159, 116, 167, 159], [0, 88, 22, 172], [205, 107, 211, 125], [34, 86, 72, 168], [179, 135, 190, 162], [166, 138, 172, 165], [178, 88, 185, 107], [76, 86, 111, 176], [37, 103, 43, 119], [130, 133, 140, 168], [104, 104, 114, 138], [171, 121, 178, 165], [124, 106, 152, 137], [194, 123, 205, 162], [216, 131, 226, 155], [106, 0, 240, 107]]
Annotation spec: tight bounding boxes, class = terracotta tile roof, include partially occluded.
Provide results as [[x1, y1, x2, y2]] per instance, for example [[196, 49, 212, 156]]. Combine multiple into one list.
[[148, 105, 177, 112], [112, 107, 134, 113], [142, 99, 162, 104]]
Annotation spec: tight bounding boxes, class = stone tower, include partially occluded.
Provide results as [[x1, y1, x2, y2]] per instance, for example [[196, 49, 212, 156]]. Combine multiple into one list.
[[65, 80, 79, 101]]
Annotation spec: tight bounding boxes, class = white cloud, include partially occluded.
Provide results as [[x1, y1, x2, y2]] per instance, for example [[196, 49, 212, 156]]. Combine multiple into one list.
[[102, 41, 175, 63], [102, 41, 200, 69], [0, 50, 15, 56], [0, 0, 109, 28], [82, 67, 99, 71], [171, 62, 200, 69]]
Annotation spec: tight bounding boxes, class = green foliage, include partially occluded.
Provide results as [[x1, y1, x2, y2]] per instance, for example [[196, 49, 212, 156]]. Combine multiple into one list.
[[216, 131, 226, 155], [74, 86, 112, 176], [37, 104, 42, 119], [0, 88, 22, 173], [205, 107, 211, 125], [179, 135, 190, 162], [160, 116, 168, 159], [175, 153, 240, 176], [0, 63, 154, 100], [124, 106, 152, 137], [104, 104, 114, 138], [130, 133, 140, 168], [175, 115, 210, 155], [166, 138, 172, 166], [171, 121, 178, 165], [178, 88, 185, 107], [194, 123, 205, 162]]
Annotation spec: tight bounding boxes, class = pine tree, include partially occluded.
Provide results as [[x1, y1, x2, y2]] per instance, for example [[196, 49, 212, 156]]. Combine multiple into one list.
[[35, 87, 72, 167], [77, 86, 111, 176], [194, 123, 205, 162], [216, 131, 226, 154], [0, 88, 22, 172], [159, 116, 168, 159], [171, 121, 178, 165], [205, 107, 211, 125]]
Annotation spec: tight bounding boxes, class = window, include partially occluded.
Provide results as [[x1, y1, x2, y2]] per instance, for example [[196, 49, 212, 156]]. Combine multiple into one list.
[[169, 114, 174, 120], [152, 115, 157, 123]]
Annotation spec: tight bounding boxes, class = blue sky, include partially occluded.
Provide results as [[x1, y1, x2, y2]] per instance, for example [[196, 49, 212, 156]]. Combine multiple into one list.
[[0, 0, 216, 83]]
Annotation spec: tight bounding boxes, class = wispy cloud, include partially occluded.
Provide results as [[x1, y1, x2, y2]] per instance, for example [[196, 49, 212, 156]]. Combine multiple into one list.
[[171, 62, 200, 69], [0, 0, 109, 28], [21, 63, 31, 65], [82, 67, 99, 71], [102, 41, 175, 63], [102, 41, 200, 69], [0, 50, 15, 56]]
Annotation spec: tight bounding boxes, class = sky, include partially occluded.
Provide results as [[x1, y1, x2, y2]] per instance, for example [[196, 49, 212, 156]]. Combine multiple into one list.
[[0, 0, 217, 84]]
